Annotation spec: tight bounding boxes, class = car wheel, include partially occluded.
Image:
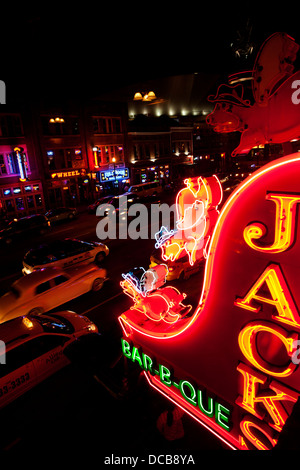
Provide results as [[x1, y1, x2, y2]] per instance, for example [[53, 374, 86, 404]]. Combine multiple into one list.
[[92, 278, 104, 292], [28, 307, 44, 315], [95, 251, 106, 264]]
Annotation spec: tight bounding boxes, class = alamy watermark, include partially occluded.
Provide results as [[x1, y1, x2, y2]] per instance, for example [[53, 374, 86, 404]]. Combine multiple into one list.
[[291, 80, 300, 104], [0, 80, 5, 104], [95, 196, 205, 243], [0, 341, 6, 364], [292, 340, 300, 364], [96, 197, 178, 240]]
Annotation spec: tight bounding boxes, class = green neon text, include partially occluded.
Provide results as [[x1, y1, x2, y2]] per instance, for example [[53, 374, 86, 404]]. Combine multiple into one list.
[[121, 338, 231, 432]]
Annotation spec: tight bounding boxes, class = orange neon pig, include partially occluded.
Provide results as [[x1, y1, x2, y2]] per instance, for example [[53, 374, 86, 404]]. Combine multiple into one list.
[[159, 175, 222, 266]]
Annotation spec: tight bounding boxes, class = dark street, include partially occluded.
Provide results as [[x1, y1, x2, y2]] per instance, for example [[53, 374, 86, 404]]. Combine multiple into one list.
[[0, 197, 219, 456]]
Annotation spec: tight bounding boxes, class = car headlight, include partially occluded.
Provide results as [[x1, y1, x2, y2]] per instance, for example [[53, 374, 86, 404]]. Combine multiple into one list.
[[82, 315, 98, 332], [87, 323, 97, 332]]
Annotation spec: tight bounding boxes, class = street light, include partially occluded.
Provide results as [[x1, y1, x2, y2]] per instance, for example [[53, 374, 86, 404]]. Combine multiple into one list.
[[93, 146, 99, 168], [49, 117, 65, 123], [133, 91, 157, 101], [112, 156, 116, 177]]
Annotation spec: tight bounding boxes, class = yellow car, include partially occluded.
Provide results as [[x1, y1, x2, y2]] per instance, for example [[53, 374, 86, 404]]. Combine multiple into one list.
[[0, 311, 98, 408], [0, 264, 107, 324], [150, 249, 203, 281]]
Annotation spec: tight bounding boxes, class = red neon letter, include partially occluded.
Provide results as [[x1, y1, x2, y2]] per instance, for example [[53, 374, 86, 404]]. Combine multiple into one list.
[[244, 193, 300, 253], [236, 363, 299, 431], [240, 419, 277, 450], [235, 264, 300, 330], [238, 321, 298, 377]]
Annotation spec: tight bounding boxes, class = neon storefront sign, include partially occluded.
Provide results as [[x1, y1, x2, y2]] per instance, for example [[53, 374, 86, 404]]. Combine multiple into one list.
[[100, 168, 129, 182], [51, 170, 81, 179], [118, 32, 300, 450], [121, 338, 231, 433], [119, 154, 300, 450]]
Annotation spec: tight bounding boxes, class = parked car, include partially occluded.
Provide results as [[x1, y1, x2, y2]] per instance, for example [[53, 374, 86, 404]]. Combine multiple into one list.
[[87, 195, 114, 213], [0, 265, 107, 323], [0, 215, 51, 244], [150, 248, 203, 281], [45, 207, 78, 224], [0, 310, 98, 408], [22, 238, 109, 275]]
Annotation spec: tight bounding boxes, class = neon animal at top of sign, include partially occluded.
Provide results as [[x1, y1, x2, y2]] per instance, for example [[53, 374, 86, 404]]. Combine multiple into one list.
[[155, 175, 222, 266], [206, 32, 300, 156]]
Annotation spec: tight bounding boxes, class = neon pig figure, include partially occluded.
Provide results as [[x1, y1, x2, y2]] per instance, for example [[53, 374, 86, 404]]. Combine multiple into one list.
[[120, 265, 192, 326], [119, 153, 300, 450], [155, 175, 223, 266]]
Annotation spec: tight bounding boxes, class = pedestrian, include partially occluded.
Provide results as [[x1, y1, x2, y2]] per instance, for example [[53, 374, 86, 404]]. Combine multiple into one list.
[[156, 404, 185, 448]]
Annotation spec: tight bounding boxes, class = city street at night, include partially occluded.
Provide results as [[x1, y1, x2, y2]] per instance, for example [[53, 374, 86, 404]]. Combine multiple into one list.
[[0, 196, 221, 455], [2, 3, 300, 460]]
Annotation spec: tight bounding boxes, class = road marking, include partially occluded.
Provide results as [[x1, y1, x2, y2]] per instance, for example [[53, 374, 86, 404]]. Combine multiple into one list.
[[81, 291, 123, 315]]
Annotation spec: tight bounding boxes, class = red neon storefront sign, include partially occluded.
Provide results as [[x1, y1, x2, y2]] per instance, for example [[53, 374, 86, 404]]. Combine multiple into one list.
[[118, 33, 300, 450], [119, 153, 300, 450]]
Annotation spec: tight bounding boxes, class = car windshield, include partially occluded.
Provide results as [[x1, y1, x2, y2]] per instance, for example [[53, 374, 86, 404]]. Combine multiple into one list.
[[29, 314, 75, 334], [10, 286, 21, 298]]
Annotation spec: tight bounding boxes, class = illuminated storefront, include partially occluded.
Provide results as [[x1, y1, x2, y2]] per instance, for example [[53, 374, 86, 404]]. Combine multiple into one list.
[[47, 169, 88, 207], [0, 143, 45, 218], [0, 180, 45, 218], [130, 164, 170, 185]]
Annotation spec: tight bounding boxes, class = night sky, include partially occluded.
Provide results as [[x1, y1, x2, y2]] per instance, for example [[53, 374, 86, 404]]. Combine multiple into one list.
[[2, 2, 300, 103]]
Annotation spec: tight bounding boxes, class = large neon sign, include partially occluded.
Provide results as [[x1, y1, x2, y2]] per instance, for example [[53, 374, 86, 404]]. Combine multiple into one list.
[[118, 33, 300, 450], [119, 153, 300, 450]]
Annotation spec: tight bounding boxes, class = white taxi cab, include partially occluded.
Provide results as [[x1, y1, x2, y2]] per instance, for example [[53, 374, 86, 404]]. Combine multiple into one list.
[[0, 311, 98, 409], [22, 238, 109, 275], [0, 264, 107, 324]]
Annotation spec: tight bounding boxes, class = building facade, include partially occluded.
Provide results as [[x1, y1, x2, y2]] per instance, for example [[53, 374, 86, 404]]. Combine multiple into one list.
[[127, 115, 193, 185], [0, 107, 46, 220], [0, 99, 128, 219]]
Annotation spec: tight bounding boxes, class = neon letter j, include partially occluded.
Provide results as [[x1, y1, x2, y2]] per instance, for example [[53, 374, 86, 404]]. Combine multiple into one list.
[[244, 193, 300, 253]]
